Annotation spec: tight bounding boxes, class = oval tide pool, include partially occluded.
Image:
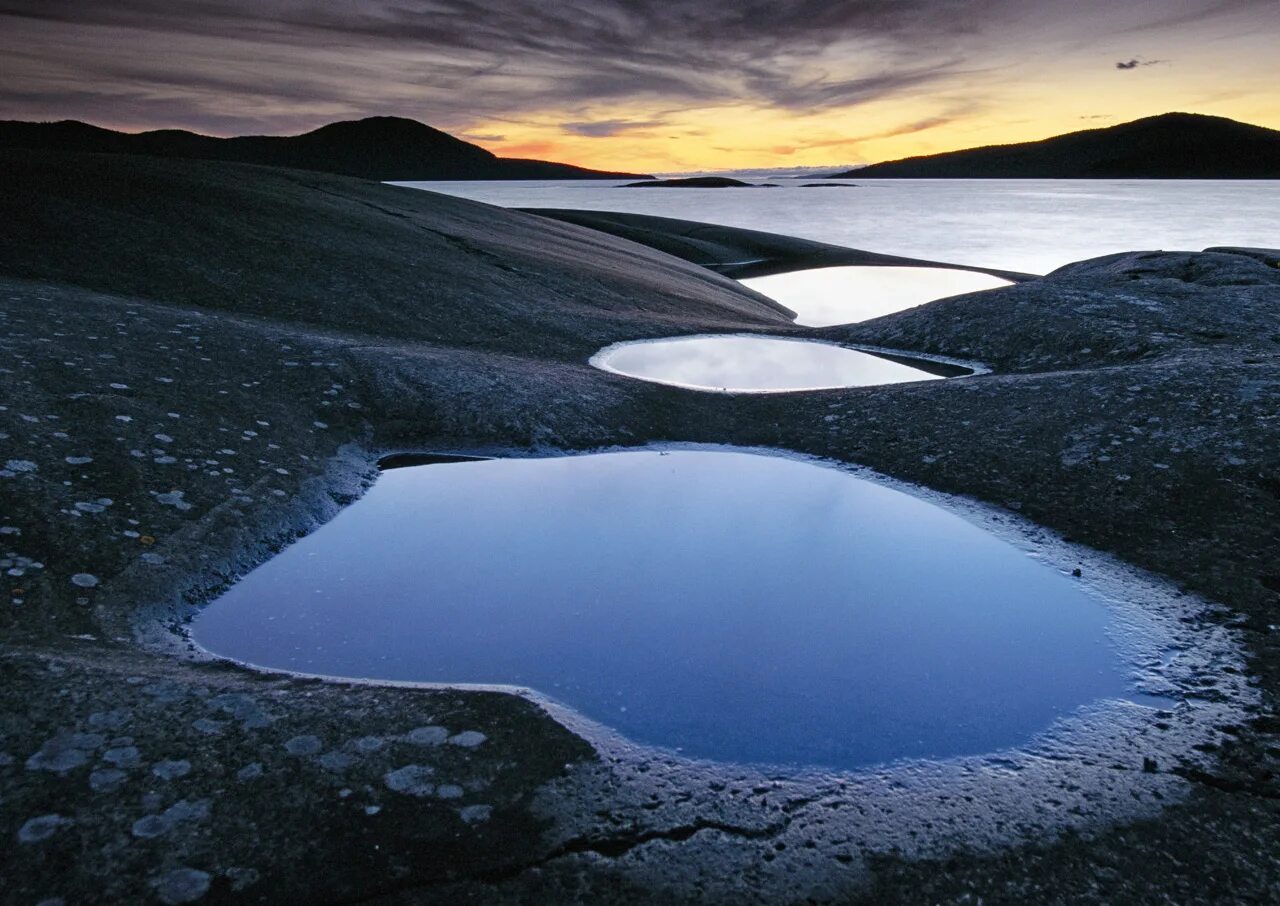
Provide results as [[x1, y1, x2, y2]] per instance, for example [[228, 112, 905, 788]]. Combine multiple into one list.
[[742, 266, 1013, 327], [192, 450, 1152, 772], [591, 334, 956, 392]]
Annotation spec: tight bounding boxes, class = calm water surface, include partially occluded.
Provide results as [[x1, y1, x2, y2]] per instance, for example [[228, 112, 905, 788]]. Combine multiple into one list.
[[194, 450, 1150, 771], [591, 335, 950, 391], [741, 266, 1012, 326], [397, 178, 1280, 275]]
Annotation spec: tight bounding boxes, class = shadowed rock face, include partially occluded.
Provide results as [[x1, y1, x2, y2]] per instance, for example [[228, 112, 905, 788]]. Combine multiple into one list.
[[1, 151, 1278, 904], [0, 151, 790, 358], [521, 208, 1033, 281]]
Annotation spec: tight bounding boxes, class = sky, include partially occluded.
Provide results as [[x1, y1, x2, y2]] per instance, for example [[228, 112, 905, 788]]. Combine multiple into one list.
[[1, 0, 1278, 171]]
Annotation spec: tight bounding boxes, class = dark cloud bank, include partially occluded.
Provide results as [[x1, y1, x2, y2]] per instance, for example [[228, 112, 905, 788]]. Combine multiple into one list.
[[0, 0, 1266, 134]]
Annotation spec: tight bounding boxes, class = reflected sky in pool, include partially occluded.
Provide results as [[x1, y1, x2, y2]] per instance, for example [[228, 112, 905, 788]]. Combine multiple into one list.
[[741, 266, 1013, 327], [591, 334, 950, 392], [193, 450, 1147, 772]]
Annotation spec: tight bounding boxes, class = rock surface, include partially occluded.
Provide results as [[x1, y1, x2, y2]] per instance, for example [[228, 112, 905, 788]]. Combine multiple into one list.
[[521, 208, 1032, 280], [1, 152, 1277, 904]]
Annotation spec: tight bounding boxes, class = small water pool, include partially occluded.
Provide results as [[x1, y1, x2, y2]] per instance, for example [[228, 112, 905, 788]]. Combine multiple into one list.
[[590, 334, 961, 393], [193, 449, 1156, 772], [741, 266, 1012, 326]]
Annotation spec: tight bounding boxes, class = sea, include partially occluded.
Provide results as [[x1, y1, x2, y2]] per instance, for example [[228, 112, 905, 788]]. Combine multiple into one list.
[[395, 178, 1280, 276]]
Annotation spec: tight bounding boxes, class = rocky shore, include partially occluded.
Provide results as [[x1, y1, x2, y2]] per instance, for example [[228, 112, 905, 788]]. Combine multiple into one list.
[[1, 152, 1277, 904]]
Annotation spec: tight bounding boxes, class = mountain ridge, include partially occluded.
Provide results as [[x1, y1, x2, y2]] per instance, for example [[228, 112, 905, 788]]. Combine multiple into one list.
[[0, 115, 652, 181], [830, 113, 1280, 178]]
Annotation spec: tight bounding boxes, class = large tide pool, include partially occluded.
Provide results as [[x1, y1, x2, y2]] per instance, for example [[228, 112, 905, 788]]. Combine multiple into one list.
[[192, 449, 1160, 773]]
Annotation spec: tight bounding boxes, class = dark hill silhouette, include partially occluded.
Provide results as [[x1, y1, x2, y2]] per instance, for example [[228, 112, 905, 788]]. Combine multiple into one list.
[[0, 116, 652, 181], [829, 113, 1280, 179]]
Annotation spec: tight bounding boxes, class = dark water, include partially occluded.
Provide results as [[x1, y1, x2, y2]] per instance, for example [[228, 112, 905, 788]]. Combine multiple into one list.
[[590, 335, 952, 392], [194, 450, 1146, 771], [399, 178, 1280, 276]]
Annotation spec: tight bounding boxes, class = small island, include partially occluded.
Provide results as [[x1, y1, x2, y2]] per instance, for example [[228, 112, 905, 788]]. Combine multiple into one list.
[[620, 176, 779, 188]]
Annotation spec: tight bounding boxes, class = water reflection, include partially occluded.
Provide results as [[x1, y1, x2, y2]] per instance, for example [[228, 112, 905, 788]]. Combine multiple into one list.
[[742, 266, 1012, 327], [194, 450, 1147, 771], [591, 334, 954, 392]]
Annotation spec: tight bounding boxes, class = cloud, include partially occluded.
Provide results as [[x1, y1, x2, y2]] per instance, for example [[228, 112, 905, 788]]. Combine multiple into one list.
[[0, 1, 1259, 135], [0, 0, 991, 132], [561, 119, 667, 138]]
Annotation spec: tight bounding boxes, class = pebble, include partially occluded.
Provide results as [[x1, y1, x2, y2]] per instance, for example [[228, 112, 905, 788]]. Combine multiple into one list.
[[18, 814, 69, 844], [384, 764, 436, 797], [152, 759, 192, 780], [459, 804, 493, 825], [447, 731, 487, 748], [152, 868, 211, 905], [89, 768, 127, 791], [405, 726, 448, 746], [284, 735, 322, 756]]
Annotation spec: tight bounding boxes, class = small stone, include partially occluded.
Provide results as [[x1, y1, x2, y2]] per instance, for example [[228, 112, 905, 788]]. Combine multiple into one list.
[[152, 868, 211, 904], [384, 764, 436, 797], [192, 718, 225, 735], [70, 573, 99, 588], [102, 745, 141, 767], [87, 709, 130, 729], [27, 739, 90, 773], [318, 751, 354, 771], [163, 798, 211, 826], [405, 726, 448, 746], [284, 735, 322, 756], [18, 814, 69, 843], [225, 867, 259, 892], [156, 490, 193, 511], [152, 759, 191, 780], [436, 784, 464, 799], [459, 804, 493, 825], [211, 693, 272, 729], [447, 731, 487, 748], [132, 814, 170, 839], [236, 762, 263, 781], [353, 736, 385, 752], [89, 768, 127, 791]]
